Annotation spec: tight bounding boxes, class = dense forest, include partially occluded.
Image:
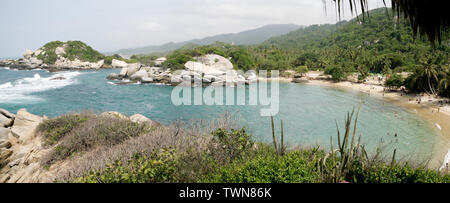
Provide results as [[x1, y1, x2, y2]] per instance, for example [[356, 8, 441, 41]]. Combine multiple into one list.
[[129, 8, 449, 97]]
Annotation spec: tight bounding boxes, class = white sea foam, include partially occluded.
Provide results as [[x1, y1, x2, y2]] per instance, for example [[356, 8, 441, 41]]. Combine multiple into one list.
[[436, 123, 441, 130], [0, 71, 82, 104], [440, 149, 450, 171]]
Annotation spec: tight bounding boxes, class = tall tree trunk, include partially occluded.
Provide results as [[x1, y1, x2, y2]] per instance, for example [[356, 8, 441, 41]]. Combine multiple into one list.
[[428, 76, 436, 95]]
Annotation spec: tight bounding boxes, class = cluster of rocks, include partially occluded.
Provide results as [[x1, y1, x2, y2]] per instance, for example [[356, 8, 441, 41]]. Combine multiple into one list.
[[0, 108, 158, 183], [0, 47, 104, 71], [0, 108, 48, 183], [107, 54, 258, 86], [291, 73, 309, 83]]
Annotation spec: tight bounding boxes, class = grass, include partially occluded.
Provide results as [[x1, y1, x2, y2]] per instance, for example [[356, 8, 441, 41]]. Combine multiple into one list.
[[40, 111, 450, 183], [38, 112, 152, 166], [37, 111, 95, 146]]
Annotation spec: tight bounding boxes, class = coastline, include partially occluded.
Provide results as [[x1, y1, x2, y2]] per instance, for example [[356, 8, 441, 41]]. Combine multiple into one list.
[[303, 77, 450, 166]]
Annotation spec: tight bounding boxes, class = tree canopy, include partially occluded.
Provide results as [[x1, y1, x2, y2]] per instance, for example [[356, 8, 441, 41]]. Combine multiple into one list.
[[331, 0, 450, 45]]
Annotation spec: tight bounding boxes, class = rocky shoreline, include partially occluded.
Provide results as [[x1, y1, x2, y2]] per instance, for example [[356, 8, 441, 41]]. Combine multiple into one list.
[[106, 54, 258, 87], [0, 108, 158, 183]]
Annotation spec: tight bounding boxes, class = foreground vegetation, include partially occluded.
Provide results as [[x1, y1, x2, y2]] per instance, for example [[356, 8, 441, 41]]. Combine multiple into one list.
[[37, 111, 450, 183]]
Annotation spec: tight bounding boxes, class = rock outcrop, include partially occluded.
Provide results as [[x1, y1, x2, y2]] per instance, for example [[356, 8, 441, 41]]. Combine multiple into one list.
[[130, 114, 159, 126], [0, 41, 106, 71], [11, 109, 43, 144], [0, 109, 159, 182], [0, 109, 53, 183], [107, 54, 258, 86]]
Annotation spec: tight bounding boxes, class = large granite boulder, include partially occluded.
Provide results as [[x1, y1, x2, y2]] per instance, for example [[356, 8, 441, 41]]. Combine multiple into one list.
[[106, 73, 120, 80], [0, 108, 15, 128], [10, 109, 43, 144], [130, 114, 158, 126], [28, 57, 43, 66], [119, 67, 128, 77], [195, 54, 233, 71], [130, 70, 148, 81], [184, 54, 233, 77], [55, 47, 66, 56], [0, 114, 13, 128], [154, 57, 167, 66], [0, 109, 15, 120], [99, 112, 128, 120], [91, 60, 104, 69], [112, 59, 128, 69], [126, 63, 142, 76], [23, 50, 33, 59]]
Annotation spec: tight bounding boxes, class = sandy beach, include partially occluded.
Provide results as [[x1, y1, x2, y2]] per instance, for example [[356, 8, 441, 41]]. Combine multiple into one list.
[[300, 72, 450, 167]]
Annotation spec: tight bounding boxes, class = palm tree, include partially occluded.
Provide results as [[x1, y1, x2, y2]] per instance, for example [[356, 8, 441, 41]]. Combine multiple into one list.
[[439, 67, 450, 94], [329, 0, 449, 45], [418, 56, 439, 95]]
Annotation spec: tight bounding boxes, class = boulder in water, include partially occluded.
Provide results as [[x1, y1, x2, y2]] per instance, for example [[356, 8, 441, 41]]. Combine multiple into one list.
[[106, 73, 120, 80], [126, 63, 142, 76], [119, 67, 128, 77], [50, 77, 66, 80], [130, 70, 148, 81]]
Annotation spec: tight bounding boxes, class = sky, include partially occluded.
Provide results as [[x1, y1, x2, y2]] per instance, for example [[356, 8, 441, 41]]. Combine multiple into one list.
[[0, 0, 389, 57]]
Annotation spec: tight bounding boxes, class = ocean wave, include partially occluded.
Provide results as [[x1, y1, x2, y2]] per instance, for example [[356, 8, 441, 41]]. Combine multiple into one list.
[[0, 71, 83, 104]]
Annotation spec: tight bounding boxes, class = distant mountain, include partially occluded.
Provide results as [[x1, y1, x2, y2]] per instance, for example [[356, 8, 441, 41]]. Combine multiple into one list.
[[110, 24, 302, 56]]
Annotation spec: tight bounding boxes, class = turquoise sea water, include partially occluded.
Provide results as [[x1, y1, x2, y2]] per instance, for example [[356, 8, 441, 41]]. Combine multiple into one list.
[[0, 67, 445, 160]]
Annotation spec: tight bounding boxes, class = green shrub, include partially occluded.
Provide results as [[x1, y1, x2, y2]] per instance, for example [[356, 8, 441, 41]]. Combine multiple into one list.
[[162, 51, 193, 70], [75, 149, 178, 183], [209, 128, 253, 162], [42, 115, 151, 166], [295, 66, 309, 74], [37, 112, 95, 146], [202, 149, 323, 183], [385, 74, 404, 89], [63, 41, 104, 62], [346, 163, 450, 183], [325, 66, 345, 81], [103, 54, 124, 65], [37, 51, 58, 65]]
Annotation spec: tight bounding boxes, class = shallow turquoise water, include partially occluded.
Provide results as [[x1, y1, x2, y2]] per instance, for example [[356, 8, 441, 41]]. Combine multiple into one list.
[[0, 68, 444, 159]]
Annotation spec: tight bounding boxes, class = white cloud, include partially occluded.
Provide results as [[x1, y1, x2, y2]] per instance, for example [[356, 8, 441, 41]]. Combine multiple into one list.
[[136, 21, 164, 32]]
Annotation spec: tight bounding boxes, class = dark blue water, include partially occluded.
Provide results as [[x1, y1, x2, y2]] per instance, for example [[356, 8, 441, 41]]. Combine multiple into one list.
[[0, 67, 444, 159]]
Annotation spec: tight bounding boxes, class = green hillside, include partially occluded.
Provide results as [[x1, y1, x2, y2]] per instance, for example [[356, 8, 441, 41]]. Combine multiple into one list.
[[35, 41, 104, 64], [111, 24, 301, 56]]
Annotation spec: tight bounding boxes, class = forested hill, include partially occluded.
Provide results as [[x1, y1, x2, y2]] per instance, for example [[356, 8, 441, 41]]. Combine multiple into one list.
[[263, 8, 440, 53], [111, 24, 301, 56]]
